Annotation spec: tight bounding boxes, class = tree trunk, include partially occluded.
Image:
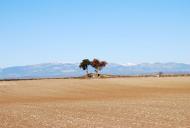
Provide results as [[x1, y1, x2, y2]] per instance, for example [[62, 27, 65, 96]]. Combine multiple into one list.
[[86, 68, 89, 76], [95, 68, 99, 77]]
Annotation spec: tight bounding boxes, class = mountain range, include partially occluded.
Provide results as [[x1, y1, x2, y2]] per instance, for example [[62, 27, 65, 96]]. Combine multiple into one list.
[[0, 62, 190, 79]]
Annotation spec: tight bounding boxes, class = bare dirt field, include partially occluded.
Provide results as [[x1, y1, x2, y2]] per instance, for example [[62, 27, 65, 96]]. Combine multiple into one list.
[[0, 77, 190, 128]]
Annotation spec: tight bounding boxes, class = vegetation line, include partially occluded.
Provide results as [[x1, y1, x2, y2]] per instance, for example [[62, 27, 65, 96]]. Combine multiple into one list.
[[0, 74, 190, 82]]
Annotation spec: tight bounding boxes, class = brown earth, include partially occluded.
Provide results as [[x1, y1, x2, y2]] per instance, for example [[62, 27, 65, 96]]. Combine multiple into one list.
[[0, 77, 190, 128]]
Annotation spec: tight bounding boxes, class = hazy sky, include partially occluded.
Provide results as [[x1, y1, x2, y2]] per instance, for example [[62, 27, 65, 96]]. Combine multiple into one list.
[[0, 0, 190, 67]]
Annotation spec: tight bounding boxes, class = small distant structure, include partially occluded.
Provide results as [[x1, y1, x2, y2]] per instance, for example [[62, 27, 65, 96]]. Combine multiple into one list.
[[86, 73, 100, 78], [87, 73, 94, 78], [156, 72, 163, 77]]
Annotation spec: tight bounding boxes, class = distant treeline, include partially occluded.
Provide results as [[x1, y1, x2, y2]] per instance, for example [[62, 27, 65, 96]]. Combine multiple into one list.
[[1, 74, 190, 81]]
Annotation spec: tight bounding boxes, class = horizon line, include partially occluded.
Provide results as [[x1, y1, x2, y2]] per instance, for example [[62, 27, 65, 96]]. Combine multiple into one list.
[[1, 61, 190, 69]]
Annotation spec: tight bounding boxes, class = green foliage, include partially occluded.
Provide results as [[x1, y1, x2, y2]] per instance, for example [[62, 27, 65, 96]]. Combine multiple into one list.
[[79, 59, 91, 72]]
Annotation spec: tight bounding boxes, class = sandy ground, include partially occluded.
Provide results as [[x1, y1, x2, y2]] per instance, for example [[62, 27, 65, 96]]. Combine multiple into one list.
[[0, 77, 190, 128]]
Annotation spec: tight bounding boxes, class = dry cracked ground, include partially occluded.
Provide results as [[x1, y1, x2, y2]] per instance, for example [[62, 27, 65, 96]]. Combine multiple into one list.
[[0, 77, 190, 128]]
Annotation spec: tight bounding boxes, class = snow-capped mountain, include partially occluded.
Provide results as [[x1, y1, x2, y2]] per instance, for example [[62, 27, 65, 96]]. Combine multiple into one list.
[[0, 62, 190, 79]]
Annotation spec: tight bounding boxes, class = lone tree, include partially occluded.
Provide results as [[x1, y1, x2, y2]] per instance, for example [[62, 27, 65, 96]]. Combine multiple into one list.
[[91, 58, 107, 76], [79, 59, 91, 76]]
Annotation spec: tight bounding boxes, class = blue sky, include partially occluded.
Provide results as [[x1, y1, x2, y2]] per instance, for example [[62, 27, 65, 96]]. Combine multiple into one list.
[[0, 0, 190, 67]]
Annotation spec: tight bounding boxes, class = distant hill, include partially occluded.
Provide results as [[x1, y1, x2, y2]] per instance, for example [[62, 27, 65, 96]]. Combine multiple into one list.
[[0, 62, 190, 79]]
